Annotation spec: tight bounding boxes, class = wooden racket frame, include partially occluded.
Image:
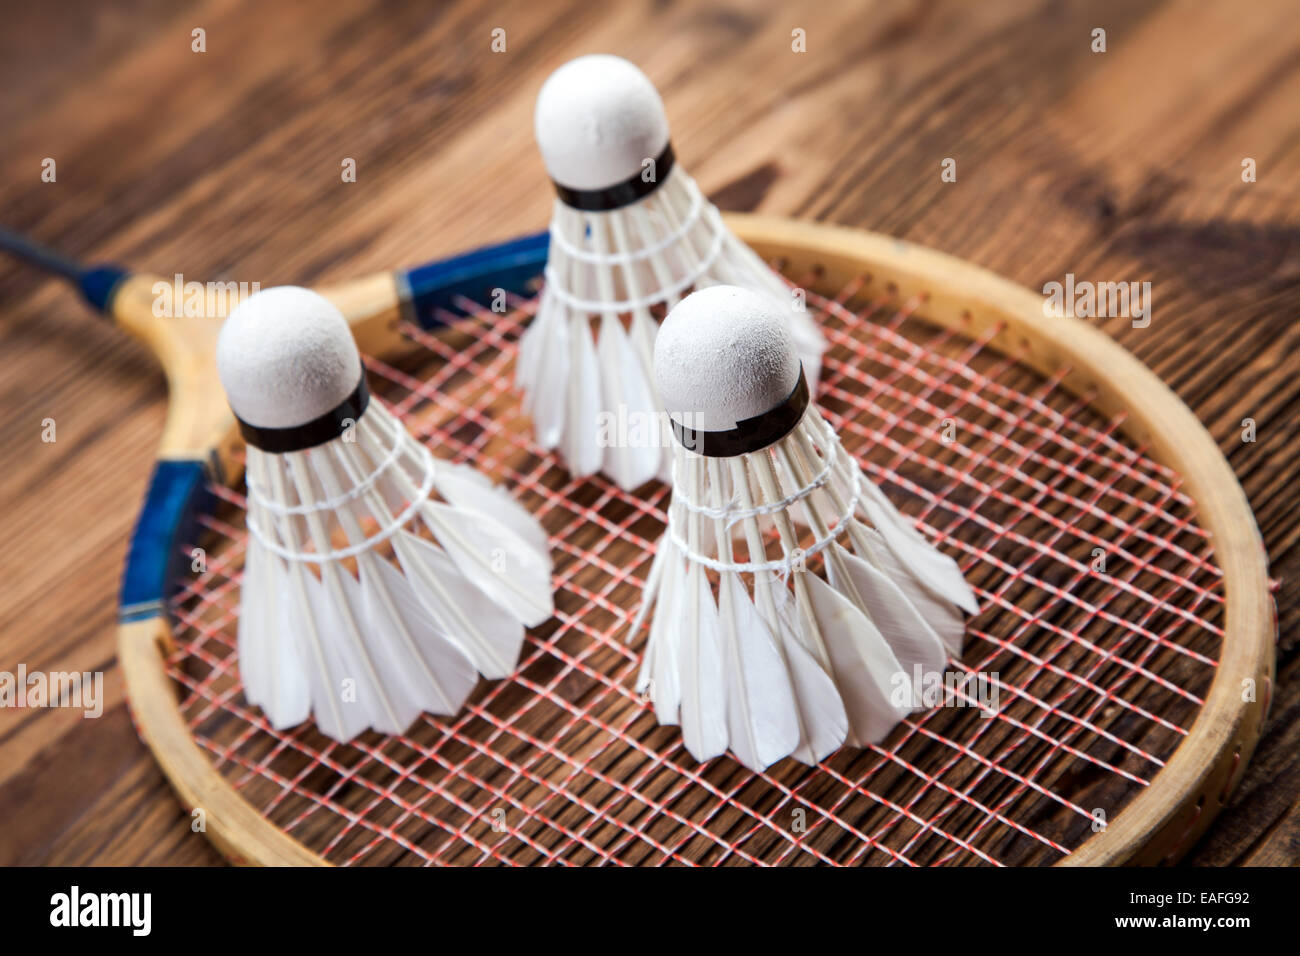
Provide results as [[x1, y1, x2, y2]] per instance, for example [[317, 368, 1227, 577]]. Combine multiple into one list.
[[111, 216, 1273, 866]]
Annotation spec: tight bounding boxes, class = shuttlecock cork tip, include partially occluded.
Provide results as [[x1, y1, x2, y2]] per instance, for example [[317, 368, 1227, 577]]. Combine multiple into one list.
[[216, 286, 363, 431], [655, 286, 802, 436], [534, 54, 670, 192]]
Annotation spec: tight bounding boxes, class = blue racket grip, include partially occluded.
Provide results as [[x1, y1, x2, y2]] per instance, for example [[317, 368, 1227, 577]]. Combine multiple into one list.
[[119, 459, 211, 624], [399, 231, 549, 329]]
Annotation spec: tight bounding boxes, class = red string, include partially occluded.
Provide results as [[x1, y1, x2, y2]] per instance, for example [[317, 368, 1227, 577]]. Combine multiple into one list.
[[161, 278, 1224, 866]]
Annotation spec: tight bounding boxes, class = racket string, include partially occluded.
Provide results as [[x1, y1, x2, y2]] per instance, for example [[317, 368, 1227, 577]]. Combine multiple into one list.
[[163, 270, 1224, 866]]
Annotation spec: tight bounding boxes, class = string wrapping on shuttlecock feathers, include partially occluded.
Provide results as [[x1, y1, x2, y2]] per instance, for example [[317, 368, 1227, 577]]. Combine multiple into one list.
[[516, 54, 827, 491], [218, 287, 554, 743], [631, 286, 979, 772]]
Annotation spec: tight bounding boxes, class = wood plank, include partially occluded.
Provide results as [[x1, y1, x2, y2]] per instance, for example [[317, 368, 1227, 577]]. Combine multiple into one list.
[[0, 0, 1295, 865]]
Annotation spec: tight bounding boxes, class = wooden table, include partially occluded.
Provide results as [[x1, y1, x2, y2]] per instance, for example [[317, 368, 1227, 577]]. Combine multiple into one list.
[[1, 0, 1295, 866]]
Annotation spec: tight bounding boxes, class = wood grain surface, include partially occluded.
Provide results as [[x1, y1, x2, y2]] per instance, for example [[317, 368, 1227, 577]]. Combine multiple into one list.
[[0, 0, 1296, 866]]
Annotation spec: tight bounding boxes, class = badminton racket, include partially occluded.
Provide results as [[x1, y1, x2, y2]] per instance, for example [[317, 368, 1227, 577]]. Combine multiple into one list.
[[1, 216, 1273, 866]]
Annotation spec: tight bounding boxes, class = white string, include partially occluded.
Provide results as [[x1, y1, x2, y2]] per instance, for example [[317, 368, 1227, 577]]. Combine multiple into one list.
[[246, 440, 438, 564], [245, 418, 407, 517], [542, 225, 725, 314], [672, 434, 838, 527], [547, 179, 707, 266], [670, 464, 864, 575]]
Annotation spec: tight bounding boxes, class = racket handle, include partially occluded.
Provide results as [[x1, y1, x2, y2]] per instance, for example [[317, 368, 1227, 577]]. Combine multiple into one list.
[[80, 264, 132, 312], [0, 225, 129, 315], [119, 458, 211, 624], [399, 230, 549, 328]]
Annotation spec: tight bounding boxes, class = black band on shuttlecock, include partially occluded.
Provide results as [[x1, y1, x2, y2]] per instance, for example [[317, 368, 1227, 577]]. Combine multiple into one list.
[[552, 142, 675, 212], [671, 368, 810, 458], [235, 374, 371, 454]]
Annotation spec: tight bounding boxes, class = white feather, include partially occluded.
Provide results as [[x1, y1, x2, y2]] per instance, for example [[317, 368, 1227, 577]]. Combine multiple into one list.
[[787, 419, 970, 660], [419, 501, 553, 628], [627, 532, 668, 644], [357, 552, 478, 718], [826, 543, 948, 710], [394, 531, 527, 681], [628, 308, 659, 380], [517, 294, 568, 449], [596, 315, 661, 490], [856, 528, 968, 657], [298, 567, 383, 741], [433, 461, 552, 559], [678, 565, 728, 762], [562, 314, 603, 476], [767, 582, 848, 763], [330, 563, 419, 735], [718, 575, 800, 770], [238, 542, 310, 729], [857, 479, 980, 616], [803, 573, 911, 747], [514, 295, 548, 397], [236, 543, 272, 705], [357, 414, 554, 629], [645, 548, 684, 724], [282, 452, 410, 736]]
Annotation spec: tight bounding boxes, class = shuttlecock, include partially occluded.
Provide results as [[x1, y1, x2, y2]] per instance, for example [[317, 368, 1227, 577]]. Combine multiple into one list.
[[217, 286, 554, 742], [631, 286, 979, 772], [516, 54, 827, 490]]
